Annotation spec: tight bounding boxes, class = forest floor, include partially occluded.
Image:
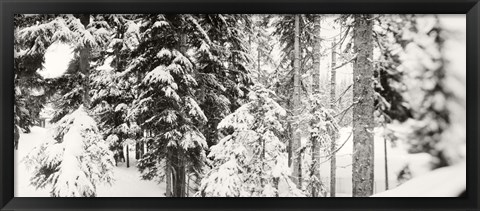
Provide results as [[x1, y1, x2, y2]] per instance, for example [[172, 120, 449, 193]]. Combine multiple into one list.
[[14, 126, 166, 197], [14, 126, 433, 197]]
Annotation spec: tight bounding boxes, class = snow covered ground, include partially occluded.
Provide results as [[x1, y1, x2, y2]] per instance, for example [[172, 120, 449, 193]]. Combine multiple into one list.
[[372, 161, 465, 197], [312, 127, 435, 196], [15, 126, 439, 197], [14, 126, 166, 197]]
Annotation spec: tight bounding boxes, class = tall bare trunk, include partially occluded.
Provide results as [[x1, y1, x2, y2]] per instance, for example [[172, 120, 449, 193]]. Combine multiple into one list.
[[311, 14, 322, 197], [352, 14, 374, 197], [291, 14, 302, 188], [330, 39, 338, 197]]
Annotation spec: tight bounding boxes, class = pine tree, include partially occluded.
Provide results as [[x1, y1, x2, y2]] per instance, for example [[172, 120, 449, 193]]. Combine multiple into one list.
[[129, 14, 253, 197], [194, 14, 253, 148], [199, 86, 303, 197], [130, 14, 212, 197], [24, 106, 115, 197], [250, 15, 276, 86], [14, 14, 60, 147], [21, 14, 115, 197], [352, 14, 375, 197], [89, 14, 142, 167], [271, 15, 316, 168]]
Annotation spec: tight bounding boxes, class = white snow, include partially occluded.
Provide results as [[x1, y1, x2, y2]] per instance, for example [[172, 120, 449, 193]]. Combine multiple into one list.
[[372, 161, 465, 197], [310, 126, 436, 196], [143, 65, 174, 85], [15, 126, 166, 197]]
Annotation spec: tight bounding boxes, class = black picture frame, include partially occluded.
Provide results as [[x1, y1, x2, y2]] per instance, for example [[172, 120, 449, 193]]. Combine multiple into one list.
[[1, 0, 478, 210]]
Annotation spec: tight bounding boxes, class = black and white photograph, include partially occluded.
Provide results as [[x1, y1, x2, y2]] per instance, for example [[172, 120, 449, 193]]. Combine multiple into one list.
[[13, 14, 466, 197]]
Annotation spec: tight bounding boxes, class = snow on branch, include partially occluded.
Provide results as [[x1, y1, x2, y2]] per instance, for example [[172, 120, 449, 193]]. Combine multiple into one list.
[[24, 105, 115, 197]]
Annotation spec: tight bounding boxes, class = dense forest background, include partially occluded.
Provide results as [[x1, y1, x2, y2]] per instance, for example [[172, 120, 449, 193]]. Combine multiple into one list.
[[14, 14, 466, 197]]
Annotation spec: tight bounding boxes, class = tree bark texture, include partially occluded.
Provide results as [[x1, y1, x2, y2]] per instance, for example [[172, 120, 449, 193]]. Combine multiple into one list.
[[312, 15, 321, 95], [330, 39, 337, 197], [352, 14, 375, 197], [291, 14, 302, 188], [311, 14, 322, 197]]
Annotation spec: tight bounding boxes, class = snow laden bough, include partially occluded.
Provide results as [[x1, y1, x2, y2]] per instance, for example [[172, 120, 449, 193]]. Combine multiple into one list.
[[199, 87, 304, 197], [24, 105, 115, 197]]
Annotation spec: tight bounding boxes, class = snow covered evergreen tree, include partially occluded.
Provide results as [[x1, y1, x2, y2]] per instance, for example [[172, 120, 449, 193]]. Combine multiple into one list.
[[199, 86, 303, 197], [90, 14, 142, 166], [129, 14, 210, 197], [14, 14, 58, 146], [193, 14, 253, 148], [20, 14, 116, 197], [299, 98, 338, 197], [43, 14, 111, 122], [24, 106, 115, 197], [128, 14, 253, 197]]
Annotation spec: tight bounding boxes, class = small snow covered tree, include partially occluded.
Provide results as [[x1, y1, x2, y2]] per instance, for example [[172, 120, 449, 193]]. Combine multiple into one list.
[[24, 106, 115, 197], [199, 86, 303, 197], [297, 96, 339, 197]]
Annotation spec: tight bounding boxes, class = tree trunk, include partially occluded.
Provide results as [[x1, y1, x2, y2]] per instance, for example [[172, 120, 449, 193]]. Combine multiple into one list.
[[311, 14, 322, 197], [291, 14, 302, 188], [311, 135, 320, 197], [352, 14, 375, 197], [312, 15, 321, 95], [287, 123, 293, 167], [330, 39, 337, 197], [135, 142, 140, 159], [78, 14, 91, 108], [14, 125, 19, 150], [172, 148, 186, 197], [126, 144, 130, 168], [165, 149, 173, 197], [384, 138, 389, 190]]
